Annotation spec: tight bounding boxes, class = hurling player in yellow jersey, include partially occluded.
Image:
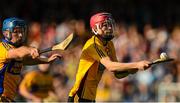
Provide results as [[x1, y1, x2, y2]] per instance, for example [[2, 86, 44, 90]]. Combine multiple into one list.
[[0, 17, 60, 102], [68, 12, 151, 102], [19, 62, 55, 102]]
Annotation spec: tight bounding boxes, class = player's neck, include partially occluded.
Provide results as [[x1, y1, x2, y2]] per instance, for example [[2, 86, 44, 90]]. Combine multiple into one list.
[[96, 35, 108, 46]]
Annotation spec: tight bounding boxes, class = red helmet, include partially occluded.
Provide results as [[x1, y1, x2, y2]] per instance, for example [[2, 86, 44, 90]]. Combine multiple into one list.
[[90, 12, 115, 41], [90, 12, 112, 28]]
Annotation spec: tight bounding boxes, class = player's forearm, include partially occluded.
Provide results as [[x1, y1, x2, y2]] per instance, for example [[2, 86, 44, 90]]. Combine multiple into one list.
[[23, 53, 60, 65], [107, 62, 138, 72], [7, 46, 33, 59], [101, 57, 138, 72]]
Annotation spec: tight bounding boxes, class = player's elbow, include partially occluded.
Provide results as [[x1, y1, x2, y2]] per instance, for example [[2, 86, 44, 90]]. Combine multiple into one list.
[[105, 65, 117, 72], [100, 57, 116, 72]]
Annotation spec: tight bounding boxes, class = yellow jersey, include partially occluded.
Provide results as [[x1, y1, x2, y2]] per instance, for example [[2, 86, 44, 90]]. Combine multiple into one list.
[[69, 35, 117, 100], [19, 70, 53, 99], [0, 40, 23, 100]]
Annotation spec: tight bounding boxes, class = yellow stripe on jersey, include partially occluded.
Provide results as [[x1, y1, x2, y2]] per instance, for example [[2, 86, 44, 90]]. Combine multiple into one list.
[[2, 42, 11, 50]]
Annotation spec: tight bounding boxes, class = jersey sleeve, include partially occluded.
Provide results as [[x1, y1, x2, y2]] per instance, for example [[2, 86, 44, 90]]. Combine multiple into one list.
[[0, 44, 8, 63]]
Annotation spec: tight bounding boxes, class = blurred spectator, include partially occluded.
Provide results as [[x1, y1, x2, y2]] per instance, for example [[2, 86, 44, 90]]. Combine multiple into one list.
[[167, 26, 180, 60], [19, 63, 57, 102], [40, 22, 56, 49], [52, 72, 69, 102], [28, 22, 42, 48], [55, 20, 74, 43]]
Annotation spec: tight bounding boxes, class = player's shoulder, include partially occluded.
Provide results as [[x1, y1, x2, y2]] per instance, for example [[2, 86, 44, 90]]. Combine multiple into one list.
[[0, 42, 5, 49], [82, 36, 95, 50], [0, 42, 8, 53], [85, 36, 95, 45]]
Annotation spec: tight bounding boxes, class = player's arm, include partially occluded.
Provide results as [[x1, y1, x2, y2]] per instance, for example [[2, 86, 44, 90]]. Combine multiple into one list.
[[7, 46, 39, 59], [100, 56, 150, 72], [22, 54, 62, 65], [87, 44, 149, 72]]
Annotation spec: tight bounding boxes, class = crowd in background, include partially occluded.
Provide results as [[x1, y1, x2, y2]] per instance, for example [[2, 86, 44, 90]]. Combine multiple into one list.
[[0, 0, 180, 102], [10, 19, 179, 102], [0, 0, 180, 29]]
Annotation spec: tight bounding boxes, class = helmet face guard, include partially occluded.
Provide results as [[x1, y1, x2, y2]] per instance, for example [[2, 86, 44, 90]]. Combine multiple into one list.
[[90, 12, 115, 41], [2, 17, 27, 46]]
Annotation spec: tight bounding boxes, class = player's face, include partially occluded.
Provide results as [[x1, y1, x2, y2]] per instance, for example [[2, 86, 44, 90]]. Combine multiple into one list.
[[11, 27, 26, 45], [98, 21, 113, 35]]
